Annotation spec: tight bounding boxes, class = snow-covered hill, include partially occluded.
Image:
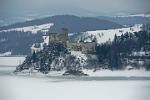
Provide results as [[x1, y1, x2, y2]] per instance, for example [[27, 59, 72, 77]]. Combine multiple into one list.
[[0, 15, 123, 33], [129, 14, 150, 17], [31, 24, 142, 56], [115, 14, 150, 18], [72, 24, 142, 44], [0, 23, 53, 34]]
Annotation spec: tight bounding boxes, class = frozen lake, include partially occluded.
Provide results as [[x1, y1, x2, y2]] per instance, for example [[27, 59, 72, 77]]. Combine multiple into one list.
[[0, 65, 150, 100], [0, 56, 25, 66]]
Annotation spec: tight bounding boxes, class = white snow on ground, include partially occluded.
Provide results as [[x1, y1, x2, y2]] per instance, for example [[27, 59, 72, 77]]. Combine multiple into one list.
[[71, 51, 87, 60], [42, 35, 49, 45], [131, 51, 150, 56], [12, 68, 150, 78], [80, 24, 142, 44], [83, 69, 150, 77], [0, 56, 150, 77], [0, 23, 54, 34], [0, 66, 150, 100], [30, 35, 50, 53], [71, 51, 88, 66], [0, 56, 25, 66]]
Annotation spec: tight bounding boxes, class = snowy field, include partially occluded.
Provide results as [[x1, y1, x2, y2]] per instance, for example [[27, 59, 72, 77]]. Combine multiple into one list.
[[75, 24, 142, 44], [0, 64, 150, 100], [0, 23, 53, 34]]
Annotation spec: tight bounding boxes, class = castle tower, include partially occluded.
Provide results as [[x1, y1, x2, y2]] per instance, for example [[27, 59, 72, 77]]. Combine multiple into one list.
[[62, 28, 68, 40], [61, 28, 69, 47]]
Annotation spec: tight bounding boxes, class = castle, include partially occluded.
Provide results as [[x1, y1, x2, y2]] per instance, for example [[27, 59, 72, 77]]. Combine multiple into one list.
[[48, 28, 96, 54], [32, 28, 96, 54], [48, 28, 69, 47]]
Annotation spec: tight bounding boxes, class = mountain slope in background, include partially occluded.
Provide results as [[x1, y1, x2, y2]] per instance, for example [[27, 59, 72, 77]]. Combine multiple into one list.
[[70, 24, 142, 44], [1, 15, 147, 55], [97, 16, 150, 26], [0, 15, 123, 33], [0, 23, 53, 34]]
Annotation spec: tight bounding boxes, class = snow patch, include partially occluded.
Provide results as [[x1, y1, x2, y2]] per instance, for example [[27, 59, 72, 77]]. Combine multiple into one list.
[[0, 23, 54, 34], [71, 51, 87, 60], [83, 69, 150, 77], [71, 51, 87, 66], [80, 24, 142, 44], [114, 14, 150, 18], [43, 35, 49, 45]]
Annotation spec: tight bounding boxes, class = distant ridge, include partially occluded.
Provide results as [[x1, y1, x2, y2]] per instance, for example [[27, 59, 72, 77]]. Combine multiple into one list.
[[0, 15, 123, 33], [97, 16, 150, 25]]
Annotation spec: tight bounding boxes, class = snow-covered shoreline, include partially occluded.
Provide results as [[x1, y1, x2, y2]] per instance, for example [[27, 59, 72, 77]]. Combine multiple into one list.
[[1, 65, 150, 78]]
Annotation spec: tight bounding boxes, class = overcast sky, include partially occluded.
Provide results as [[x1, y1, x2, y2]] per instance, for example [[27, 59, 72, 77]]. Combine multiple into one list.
[[0, 0, 150, 17]]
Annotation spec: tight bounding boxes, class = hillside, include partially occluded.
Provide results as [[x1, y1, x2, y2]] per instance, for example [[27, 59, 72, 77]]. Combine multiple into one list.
[[70, 24, 142, 44], [0, 15, 124, 55], [0, 15, 123, 33], [15, 24, 150, 74], [0, 24, 140, 55]]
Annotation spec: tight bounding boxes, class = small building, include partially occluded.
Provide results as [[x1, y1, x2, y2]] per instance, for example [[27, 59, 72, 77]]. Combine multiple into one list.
[[31, 43, 43, 53]]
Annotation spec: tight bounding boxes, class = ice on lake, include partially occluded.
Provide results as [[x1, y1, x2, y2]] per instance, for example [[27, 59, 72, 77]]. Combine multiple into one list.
[[0, 65, 150, 100]]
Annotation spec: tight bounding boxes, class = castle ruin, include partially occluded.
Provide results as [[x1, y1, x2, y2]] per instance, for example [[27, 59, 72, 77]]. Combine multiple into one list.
[[48, 28, 96, 54]]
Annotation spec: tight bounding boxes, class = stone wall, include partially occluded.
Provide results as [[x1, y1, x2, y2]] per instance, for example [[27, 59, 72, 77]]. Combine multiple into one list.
[[67, 42, 96, 54], [49, 28, 69, 47]]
